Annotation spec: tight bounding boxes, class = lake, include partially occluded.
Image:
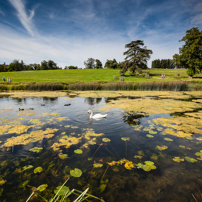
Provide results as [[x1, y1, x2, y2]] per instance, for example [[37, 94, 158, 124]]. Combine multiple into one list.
[[0, 91, 202, 202]]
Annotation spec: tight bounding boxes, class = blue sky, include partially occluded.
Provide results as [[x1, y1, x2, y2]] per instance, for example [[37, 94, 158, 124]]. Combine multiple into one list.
[[0, 0, 202, 68]]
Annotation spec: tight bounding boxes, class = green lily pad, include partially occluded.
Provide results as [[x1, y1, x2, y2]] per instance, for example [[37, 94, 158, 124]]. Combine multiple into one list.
[[173, 157, 184, 163], [23, 165, 34, 171], [74, 149, 83, 154], [156, 145, 168, 151], [102, 138, 111, 142], [121, 137, 130, 141], [62, 135, 68, 139], [185, 156, 197, 163], [88, 157, 93, 161], [54, 186, 70, 196], [88, 140, 96, 145], [59, 153, 68, 159], [93, 163, 103, 168], [29, 147, 43, 153], [195, 150, 202, 157], [34, 167, 43, 174], [164, 138, 173, 141], [146, 134, 154, 138], [70, 168, 82, 177], [149, 130, 157, 135], [37, 184, 48, 192], [136, 161, 156, 172]]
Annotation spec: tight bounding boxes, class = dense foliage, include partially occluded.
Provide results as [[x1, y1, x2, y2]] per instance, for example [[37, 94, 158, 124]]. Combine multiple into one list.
[[151, 59, 175, 69], [122, 40, 153, 75], [173, 27, 202, 77]]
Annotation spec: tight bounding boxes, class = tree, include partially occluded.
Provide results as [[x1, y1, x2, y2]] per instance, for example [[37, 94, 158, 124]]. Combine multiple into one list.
[[123, 40, 153, 75], [173, 27, 202, 76], [84, 58, 95, 69], [104, 59, 118, 69], [95, 59, 103, 69]]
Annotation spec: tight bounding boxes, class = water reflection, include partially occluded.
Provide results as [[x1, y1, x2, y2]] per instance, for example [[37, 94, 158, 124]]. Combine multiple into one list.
[[0, 95, 202, 202]]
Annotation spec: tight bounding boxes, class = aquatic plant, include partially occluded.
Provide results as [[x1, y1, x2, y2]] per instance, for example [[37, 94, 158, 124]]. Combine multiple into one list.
[[102, 138, 111, 142], [34, 167, 43, 174], [173, 157, 184, 163], [136, 161, 157, 172], [156, 145, 168, 151], [185, 156, 197, 163], [74, 149, 83, 154], [70, 168, 82, 177]]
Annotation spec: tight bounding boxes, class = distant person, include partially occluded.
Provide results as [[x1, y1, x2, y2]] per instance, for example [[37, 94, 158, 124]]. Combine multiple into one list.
[[2, 77, 5, 82]]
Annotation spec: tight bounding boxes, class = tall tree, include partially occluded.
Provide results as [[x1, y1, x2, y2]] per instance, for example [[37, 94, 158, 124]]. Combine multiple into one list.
[[123, 40, 153, 75], [95, 59, 103, 69], [173, 27, 202, 76], [84, 58, 96, 69]]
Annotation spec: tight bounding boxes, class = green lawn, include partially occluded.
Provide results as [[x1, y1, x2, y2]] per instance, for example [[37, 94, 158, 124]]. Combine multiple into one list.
[[0, 68, 201, 84]]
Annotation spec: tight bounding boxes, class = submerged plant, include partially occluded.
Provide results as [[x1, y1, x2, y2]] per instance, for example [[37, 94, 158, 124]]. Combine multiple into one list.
[[70, 168, 82, 178]]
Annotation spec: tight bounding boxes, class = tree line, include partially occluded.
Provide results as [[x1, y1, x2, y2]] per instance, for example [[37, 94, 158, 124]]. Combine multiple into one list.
[[151, 59, 175, 69], [1, 27, 201, 77], [0, 60, 60, 72]]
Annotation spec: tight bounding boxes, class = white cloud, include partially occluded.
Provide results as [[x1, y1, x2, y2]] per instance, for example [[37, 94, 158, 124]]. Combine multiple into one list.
[[0, 9, 4, 16], [8, 0, 36, 36]]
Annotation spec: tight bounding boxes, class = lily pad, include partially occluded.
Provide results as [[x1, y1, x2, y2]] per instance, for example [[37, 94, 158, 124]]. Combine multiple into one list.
[[156, 145, 168, 151], [37, 184, 48, 192], [173, 157, 184, 163], [62, 135, 68, 139], [54, 186, 70, 196], [88, 157, 93, 161], [23, 165, 34, 171], [195, 150, 202, 157], [34, 167, 43, 174], [29, 147, 43, 153], [74, 149, 83, 154], [149, 130, 157, 135], [59, 154, 68, 159], [70, 168, 82, 177], [136, 161, 156, 172], [88, 140, 96, 145], [102, 138, 111, 143], [164, 138, 173, 142], [185, 156, 197, 163], [146, 134, 154, 138], [93, 163, 103, 168], [124, 161, 135, 170], [121, 137, 130, 141]]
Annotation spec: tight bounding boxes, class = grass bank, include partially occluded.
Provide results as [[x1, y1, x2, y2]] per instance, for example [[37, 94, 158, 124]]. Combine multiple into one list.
[[0, 69, 201, 91]]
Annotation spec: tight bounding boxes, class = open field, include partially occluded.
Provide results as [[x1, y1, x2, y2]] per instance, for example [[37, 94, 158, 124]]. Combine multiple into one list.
[[0, 69, 201, 91], [1, 68, 202, 83]]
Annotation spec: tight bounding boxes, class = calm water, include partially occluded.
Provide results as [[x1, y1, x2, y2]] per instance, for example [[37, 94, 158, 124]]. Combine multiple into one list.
[[0, 94, 202, 202]]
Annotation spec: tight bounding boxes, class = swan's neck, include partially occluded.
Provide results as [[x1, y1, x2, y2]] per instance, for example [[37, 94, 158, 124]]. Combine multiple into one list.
[[89, 111, 93, 119]]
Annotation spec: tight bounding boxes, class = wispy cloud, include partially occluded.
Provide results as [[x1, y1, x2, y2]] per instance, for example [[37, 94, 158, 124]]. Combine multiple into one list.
[[0, 9, 5, 16], [8, 0, 36, 36]]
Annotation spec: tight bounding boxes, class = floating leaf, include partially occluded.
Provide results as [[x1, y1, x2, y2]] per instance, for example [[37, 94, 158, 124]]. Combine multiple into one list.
[[173, 157, 184, 163], [124, 161, 135, 170], [156, 145, 168, 151], [0, 179, 7, 186], [121, 137, 130, 141], [29, 147, 43, 153], [195, 150, 202, 157], [164, 138, 173, 142], [34, 167, 43, 174], [136, 161, 156, 172], [134, 155, 143, 159], [37, 184, 48, 192], [102, 138, 111, 143], [88, 157, 93, 161], [93, 163, 103, 168], [146, 134, 154, 138], [59, 154, 68, 159], [62, 135, 68, 139], [74, 149, 83, 154], [70, 168, 82, 177], [54, 186, 70, 196], [149, 130, 157, 135], [185, 156, 197, 163], [88, 140, 96, 145], [23, 165, 34, 171]]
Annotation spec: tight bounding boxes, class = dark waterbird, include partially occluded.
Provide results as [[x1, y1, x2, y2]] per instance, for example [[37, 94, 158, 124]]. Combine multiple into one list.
[[64, 104, 71, 106]]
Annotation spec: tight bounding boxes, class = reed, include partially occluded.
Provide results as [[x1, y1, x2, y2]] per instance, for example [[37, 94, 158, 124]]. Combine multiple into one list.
[[68, 82, 102, 91]]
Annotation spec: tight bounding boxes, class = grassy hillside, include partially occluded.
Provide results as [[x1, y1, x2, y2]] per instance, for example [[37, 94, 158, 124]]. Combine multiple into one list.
[[1, 68, 200, 84]]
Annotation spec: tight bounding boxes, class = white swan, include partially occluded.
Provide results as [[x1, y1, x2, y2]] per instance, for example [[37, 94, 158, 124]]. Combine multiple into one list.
[[87, 110, 107, 120]]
